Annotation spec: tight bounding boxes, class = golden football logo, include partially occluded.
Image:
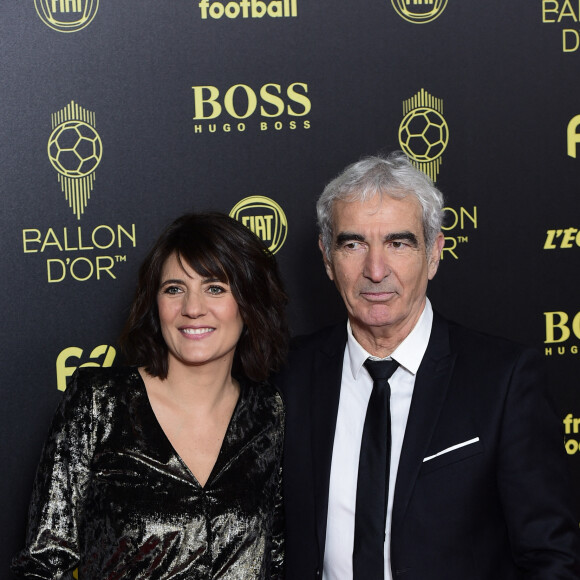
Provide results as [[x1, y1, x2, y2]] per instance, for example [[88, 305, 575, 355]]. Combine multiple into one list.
[[399, 88, 448, 182], [230, 196, 288, 254], [391, 0, 447, 24], [35, 0, 99, 33], [48, 101, 102, 219]]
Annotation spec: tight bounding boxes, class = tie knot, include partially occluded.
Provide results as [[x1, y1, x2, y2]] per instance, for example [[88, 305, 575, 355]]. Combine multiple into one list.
[[364, 358, 399, 382]]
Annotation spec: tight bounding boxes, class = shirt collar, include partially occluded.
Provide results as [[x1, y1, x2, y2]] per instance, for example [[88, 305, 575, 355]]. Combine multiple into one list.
[[346, 298, 433, 380]]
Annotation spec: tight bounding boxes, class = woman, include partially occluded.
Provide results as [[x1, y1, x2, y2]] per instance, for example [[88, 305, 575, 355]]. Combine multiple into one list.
[[12, 212, 288, 579]]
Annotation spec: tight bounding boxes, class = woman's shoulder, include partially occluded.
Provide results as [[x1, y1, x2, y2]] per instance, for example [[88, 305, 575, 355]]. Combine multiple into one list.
[[240, 377, 284, 416], [71, 364, 139, 387], [64, 365, 142, 402]]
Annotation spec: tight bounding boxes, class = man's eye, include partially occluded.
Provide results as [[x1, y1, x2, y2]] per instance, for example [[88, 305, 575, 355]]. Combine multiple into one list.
[[344, 241, 362, 250]]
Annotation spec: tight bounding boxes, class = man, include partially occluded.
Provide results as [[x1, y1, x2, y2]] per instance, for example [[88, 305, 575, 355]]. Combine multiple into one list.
[[279, 152, 580, 579]]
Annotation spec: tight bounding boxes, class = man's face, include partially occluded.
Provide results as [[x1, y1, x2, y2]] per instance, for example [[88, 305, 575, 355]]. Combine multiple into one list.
[[321, 192, 444, 352]]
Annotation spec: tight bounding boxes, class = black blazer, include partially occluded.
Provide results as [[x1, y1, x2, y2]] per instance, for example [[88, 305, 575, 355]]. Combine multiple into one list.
[[278, 312, 580, 579]]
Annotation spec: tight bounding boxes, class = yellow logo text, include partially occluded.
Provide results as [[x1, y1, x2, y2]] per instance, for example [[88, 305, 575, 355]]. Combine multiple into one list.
[[192, 83, 311, 134], [230, 196, 288, 253], [440, 206, 477, 260], [56, 345, 116, 391], [199, 0, 297, 19]]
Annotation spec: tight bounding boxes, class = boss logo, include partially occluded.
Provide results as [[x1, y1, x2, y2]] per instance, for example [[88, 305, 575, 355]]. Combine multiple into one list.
[[544, 311, 580, 343], [192, 83, 310, 120]]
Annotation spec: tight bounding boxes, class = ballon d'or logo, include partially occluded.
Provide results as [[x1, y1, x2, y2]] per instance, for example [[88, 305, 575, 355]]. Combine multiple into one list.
[[391, 0, 447, 24], [48, 101, 102, 219], [399, 89, 448, 182], [230, 196, 288, 254], [35, 0, 99, 33]]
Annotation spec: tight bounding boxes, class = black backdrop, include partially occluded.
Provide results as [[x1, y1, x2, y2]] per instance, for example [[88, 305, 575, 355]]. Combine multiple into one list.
[[2, 1, 580, 574]]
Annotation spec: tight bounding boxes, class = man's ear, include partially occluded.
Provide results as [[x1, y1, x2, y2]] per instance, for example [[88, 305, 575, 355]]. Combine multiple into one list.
[[427, 232, 445, 280], [318, 236, 334, 281]]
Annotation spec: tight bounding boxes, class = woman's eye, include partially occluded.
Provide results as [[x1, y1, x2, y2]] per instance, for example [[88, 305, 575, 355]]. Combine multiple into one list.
[[207, 285, 226, 295], [163, 285, 182, 295]]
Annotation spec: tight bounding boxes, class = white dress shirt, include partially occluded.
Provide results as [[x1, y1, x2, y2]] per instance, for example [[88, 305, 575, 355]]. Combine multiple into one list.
[[323, 299, 434, 580]]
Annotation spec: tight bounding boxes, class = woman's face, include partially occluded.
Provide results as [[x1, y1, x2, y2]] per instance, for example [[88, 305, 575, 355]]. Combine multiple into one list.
[[157, 253, 244, 373]]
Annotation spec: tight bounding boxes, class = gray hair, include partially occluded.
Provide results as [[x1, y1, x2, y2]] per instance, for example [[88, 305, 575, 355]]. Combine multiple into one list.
[[317, 151, 444, 259]]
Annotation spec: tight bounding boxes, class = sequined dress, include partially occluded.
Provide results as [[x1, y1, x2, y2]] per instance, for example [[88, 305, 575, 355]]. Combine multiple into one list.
[[11, 366, 284, 579]]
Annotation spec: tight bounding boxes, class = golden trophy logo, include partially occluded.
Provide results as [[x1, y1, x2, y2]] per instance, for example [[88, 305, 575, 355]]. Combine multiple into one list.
[[399, 88, 448, 182], [230, 196, 288, 254], [391, 0, 447, 23], [35, 0, 99, 33], [48, 101, 102, 219]]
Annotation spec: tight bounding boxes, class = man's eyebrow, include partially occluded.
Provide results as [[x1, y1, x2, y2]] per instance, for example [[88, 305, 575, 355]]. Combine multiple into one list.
[[335, 231, 420, 248], [385, 231, 419, 247], [335, 232, 366, 246]]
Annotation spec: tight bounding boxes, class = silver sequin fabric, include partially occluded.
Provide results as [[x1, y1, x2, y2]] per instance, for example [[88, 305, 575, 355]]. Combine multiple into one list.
[[11, 367, 284, 579]]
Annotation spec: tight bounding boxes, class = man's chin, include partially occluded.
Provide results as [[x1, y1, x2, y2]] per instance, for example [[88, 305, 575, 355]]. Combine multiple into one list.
[[354, 305, 397, 328]]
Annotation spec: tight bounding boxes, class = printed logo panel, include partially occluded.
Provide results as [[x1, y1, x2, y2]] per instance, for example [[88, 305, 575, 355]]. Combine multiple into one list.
[[49, 101, 102, 220], [391, 0, 448, 24], [544, 311, 580, 356], [542, 1, 580, 52], [399, 89, 449, 182], [192, 82, 311, 134], [563, 413, 580, 455], [230, 196, 288, 253], [35, 0, 99, 33], [22, 101, 137, 284], [568, 115, 580, 157], [440, 206, 477, 260], [56, 344, 116, 391], [198, 0, 297, 20]]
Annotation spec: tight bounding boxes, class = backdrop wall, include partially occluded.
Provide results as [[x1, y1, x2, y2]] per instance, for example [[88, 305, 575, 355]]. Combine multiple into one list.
[[2, 1, 579, 574]]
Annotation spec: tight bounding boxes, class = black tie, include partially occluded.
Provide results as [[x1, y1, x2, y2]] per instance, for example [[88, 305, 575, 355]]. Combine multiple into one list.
[[353, 358, 400, 580]]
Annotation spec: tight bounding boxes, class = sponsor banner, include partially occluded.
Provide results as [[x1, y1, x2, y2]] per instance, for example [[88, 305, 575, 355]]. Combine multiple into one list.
[[541, 0, 580, 52], [564, 413, 580, 455], [440, 206, 478, 260], [192, 82, 311, 134], [391, 0, 448, 24], [544, 311, 580, 356], [230, 195, 288, 253], [399, 89, 449, 183], [49, 102, 102, 220], [56, 345, 116, 391], [35, 0, 99, 33], [20, 101, 137, 283], [198, 0, 297, 20]]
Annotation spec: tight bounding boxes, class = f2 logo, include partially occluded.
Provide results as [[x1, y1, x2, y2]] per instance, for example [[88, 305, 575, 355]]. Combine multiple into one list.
[[56, 345, 116, 391], [567, 116, 580, 158]]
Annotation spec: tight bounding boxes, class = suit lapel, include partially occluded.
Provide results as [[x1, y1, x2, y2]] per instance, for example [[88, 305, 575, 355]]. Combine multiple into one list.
[[310, 323, 347, 562], [391, 313, 456, 537]]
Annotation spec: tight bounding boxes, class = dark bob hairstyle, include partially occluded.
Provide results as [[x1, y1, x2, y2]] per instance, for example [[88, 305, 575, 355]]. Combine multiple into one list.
[[119, 212, 288, 383]]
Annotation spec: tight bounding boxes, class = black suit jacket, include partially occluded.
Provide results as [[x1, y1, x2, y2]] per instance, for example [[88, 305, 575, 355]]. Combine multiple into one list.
[[278, 312, 580, 579]]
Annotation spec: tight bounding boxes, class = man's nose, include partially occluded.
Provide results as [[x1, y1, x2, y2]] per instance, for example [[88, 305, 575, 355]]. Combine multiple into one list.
[[181, 291, 207, 318], [363, 246, 390, 282]]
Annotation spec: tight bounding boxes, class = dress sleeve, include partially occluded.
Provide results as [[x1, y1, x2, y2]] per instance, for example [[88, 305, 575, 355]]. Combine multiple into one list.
[[269, 402, 285, 580], [268, 463, 285, 579], [11, 371, 96, 579]]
